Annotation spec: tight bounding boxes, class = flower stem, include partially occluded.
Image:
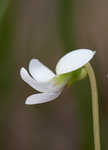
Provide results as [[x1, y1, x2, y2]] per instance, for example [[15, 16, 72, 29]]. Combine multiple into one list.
[[85, 63, 101, 150]]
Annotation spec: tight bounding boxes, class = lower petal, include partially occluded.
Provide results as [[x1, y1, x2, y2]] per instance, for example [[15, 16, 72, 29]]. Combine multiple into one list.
[[25, 91, 62, 105]]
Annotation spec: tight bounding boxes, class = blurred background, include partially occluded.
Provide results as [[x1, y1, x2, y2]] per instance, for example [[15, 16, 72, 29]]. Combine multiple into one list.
[[0, 0, 108, 149]]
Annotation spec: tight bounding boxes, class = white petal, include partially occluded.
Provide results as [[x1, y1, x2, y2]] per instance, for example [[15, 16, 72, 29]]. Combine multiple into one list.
[[29, 59, 55, 82], [25, 91, 62, 105], [20, 67, 44, 92], [20, 67, 66, 92], [56, 49, 95, 75]]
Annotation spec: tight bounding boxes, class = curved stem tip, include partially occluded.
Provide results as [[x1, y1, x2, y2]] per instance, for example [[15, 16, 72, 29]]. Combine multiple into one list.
[[85, 63, 101, 150]]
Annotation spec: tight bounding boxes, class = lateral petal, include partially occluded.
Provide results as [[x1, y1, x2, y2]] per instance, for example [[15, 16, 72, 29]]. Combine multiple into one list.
[[29, 59, 55, 82], [20, 67, 67, 92]]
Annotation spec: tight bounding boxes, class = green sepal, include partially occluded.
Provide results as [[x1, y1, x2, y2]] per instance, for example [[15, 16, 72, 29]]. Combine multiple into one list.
[[53, 67, 87, 86], [67, 67, 87, 87]]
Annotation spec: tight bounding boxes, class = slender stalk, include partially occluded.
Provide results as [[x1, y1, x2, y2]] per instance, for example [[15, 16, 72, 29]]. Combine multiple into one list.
[[85, 63, 101, 150]]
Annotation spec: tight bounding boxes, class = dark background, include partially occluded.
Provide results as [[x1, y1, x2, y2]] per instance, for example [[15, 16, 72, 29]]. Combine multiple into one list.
[[0, 0, 108, 149]]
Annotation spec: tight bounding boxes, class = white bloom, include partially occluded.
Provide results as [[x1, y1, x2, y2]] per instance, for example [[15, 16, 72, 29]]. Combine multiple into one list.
[[20, 49, 95, 105]]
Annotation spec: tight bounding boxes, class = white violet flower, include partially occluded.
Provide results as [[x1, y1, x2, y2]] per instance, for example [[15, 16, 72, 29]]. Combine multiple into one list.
[[20, 49, 95, 105]]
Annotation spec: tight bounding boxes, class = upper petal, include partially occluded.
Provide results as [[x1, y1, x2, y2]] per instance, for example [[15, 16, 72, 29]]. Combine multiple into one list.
[[56, 49, 95, 75], [29, 59, 55, 82], [25, 91, 62, 105]]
